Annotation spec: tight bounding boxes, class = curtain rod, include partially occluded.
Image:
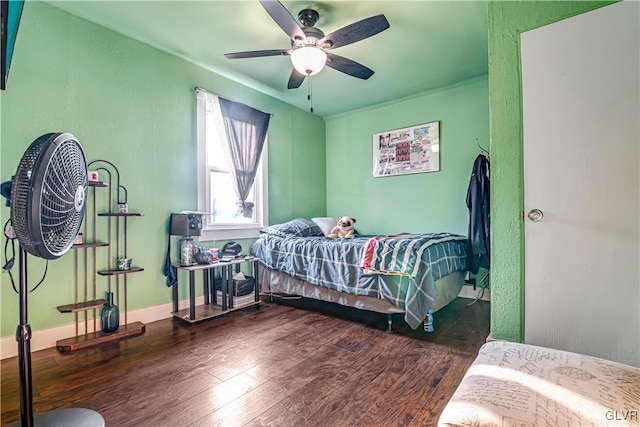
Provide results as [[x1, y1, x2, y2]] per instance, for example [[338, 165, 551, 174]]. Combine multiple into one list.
[[194, 87, 274, 118]]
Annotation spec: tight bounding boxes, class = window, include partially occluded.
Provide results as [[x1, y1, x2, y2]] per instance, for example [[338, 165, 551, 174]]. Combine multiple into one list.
[[196, 88, 268, 240]]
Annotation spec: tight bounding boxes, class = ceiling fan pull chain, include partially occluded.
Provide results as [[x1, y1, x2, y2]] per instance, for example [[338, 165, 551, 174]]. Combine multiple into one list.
[[308, 76, 313, 114]]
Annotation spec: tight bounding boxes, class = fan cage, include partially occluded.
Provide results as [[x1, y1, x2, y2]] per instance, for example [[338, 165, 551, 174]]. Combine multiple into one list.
[[10, 133, 88, 260]]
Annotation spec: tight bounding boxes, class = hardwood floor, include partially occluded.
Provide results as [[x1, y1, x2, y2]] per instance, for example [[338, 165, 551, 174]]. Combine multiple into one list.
[[1, 297, 489, 426]]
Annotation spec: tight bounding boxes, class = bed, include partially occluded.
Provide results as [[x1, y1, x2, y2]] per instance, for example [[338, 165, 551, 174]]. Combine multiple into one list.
[[439, 341, 640, 426], [250, 218, 468, 331]]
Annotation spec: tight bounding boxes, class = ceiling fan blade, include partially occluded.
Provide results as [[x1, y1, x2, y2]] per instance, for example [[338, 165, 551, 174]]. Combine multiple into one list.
[[287, 69, 306, 89], [224, 49, 292, 59], [320, 15, 390, 50], [325, 53, 374, 80], [259, 0, 306, 42]]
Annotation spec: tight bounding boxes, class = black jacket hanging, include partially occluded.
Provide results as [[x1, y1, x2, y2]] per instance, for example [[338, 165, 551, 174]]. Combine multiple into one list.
[[466, 154, 490, 274]]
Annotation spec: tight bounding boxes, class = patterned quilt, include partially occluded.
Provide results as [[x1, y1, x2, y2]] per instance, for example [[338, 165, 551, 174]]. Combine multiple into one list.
[[439, 341, 640, 426], [250, 220, 467, 329]]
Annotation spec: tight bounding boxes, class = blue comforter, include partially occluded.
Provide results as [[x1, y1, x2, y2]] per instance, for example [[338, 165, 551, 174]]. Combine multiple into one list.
[[250, 220, 467, 329]]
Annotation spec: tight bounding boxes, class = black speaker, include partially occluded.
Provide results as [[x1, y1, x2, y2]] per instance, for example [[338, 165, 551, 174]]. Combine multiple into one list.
[[170, 213, 203, 237]]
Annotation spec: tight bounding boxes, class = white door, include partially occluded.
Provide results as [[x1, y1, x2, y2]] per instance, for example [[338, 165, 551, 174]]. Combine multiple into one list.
[[521, 1, 639, 367]]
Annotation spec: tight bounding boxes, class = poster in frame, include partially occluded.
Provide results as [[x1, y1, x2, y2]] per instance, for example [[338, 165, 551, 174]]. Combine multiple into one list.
[[372, 121, 440, 177], [372, 121, 440, 178]]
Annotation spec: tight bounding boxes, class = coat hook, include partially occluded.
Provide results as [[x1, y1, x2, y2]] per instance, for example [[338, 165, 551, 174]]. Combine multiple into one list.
[[476, 138, 489, 156]]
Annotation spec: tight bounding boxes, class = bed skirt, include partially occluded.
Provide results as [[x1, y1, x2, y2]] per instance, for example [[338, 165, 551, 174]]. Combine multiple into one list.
[[258, 264, 464, 315]]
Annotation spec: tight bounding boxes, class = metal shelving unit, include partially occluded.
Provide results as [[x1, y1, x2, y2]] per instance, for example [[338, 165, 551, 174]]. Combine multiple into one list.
[[172, 257, 260, 324], [56, 162, 145, 352]]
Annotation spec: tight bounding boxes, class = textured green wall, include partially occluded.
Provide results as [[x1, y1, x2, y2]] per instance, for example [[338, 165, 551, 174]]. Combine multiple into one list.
[[0, 2, 325, 337], [488, 0, 615, 342], [325, 76, 488, 236]]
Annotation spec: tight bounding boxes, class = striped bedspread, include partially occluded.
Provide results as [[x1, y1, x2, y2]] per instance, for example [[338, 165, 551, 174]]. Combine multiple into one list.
[[251, 232, 467, 329], [361, 233, 467, 278]]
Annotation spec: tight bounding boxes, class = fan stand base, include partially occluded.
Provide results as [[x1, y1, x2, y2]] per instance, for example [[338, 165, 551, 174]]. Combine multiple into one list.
[[12, 250, 105, 427], [7, 408, 105, 427]]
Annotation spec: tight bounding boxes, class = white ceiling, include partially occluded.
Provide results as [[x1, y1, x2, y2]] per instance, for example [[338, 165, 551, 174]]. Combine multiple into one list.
[[48, 1, 489, 117]]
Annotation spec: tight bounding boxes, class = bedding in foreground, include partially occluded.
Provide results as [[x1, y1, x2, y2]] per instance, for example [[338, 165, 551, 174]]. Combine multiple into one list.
[[250, 219, 467, 328], [439, 341, 640, 427]]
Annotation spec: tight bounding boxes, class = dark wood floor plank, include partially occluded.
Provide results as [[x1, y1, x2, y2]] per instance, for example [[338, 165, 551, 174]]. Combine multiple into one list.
[[98, 368, 223, 425], [408, 355, 479, 427], [1, 297, 489, 426], [319, 344, 427, 426], [243, 402, 309, 427], [197, 365, 316, 427], [133, 372, 262, 427]]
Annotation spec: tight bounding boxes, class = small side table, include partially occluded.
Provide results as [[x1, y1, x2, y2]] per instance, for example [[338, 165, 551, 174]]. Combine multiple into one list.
[[172, 257, 260, 323]]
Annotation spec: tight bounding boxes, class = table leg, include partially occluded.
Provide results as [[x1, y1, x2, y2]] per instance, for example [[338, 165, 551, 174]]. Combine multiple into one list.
[[254, 260, 260, 302], [221, 265, 227, 311], [210, 268, 217, 305], [203, 270, 210, 305], [172, 275, 179, 313], [227, 265, 234, 309], [189, 270, 196, 321]]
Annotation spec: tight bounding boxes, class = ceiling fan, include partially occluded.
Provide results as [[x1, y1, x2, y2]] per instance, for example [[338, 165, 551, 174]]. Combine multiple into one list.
[[224, 0, 390, 89]]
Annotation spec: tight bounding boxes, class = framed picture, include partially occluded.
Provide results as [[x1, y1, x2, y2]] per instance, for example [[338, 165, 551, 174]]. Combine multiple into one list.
[[372, 121, 440, 177]]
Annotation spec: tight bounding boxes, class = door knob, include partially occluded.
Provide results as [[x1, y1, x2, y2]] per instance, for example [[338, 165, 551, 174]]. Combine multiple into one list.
[[527, 209, 543, 222]]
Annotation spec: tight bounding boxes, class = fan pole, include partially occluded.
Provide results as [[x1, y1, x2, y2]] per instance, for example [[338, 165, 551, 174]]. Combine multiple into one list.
[[17, 248, 34, 427]]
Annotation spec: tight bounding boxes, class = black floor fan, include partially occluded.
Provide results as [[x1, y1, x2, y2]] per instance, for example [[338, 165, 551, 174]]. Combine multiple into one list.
[[2, 133, 104, 426]]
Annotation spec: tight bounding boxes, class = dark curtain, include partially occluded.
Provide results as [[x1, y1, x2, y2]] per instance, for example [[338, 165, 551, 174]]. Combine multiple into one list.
[[466, 154, 490, 274], [218, 97, 271, 218]]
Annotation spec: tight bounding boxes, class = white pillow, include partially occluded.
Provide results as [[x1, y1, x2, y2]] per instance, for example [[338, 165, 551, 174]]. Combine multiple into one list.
[[311, 217, 336, 237]]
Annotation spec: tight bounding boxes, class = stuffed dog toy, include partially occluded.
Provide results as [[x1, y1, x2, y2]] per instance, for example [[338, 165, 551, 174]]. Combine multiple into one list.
[[329, 216, 356, 238]]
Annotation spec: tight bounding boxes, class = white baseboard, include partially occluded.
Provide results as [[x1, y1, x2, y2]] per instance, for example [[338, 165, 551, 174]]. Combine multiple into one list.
[[0, 295, 206, 360], [458, 284, 491, 301], [2, 286, 489, 360]]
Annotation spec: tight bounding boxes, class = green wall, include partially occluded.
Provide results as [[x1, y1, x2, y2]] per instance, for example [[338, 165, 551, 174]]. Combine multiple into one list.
[[4, 0, 618, 345], [325, 76, 488, 236], [0, 1, 325, 337], [488, 0, 615, 342]]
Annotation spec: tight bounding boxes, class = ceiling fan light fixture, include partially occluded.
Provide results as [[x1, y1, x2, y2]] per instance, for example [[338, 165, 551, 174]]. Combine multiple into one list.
[[290, 47, 326, 76]]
